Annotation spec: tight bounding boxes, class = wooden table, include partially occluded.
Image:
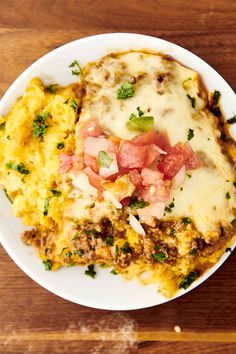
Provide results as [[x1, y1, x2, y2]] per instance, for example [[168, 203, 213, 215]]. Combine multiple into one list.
[[0, 1, 236, 353]]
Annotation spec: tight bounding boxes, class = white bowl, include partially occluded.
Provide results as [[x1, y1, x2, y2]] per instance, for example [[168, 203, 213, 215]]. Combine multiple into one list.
[[0, 33, 235, 310]]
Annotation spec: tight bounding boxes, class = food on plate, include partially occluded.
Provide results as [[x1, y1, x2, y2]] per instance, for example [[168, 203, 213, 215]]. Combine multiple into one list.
[[0, 51, 235, 297]]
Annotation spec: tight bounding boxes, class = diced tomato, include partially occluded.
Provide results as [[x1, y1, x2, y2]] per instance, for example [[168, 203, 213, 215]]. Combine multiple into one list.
[[132, 131, 159, 145], [83, 166, 103, 189], [120, 197, 131, 207], [145, 144, 161, 166], [129, 169, 143, 188], [78, 117, 103, 138], [59, 153, 74, 173], [141, 180, 171, 203], [72, 155, 84, 174], [156, 130, 172, 152], [84, 154, 99, 173], [118, 141, 147, 169], [141, 168, 164, 186], [185, 143, 201, 170], [157, 142, 192, 179], [107, 138, 120, 154]]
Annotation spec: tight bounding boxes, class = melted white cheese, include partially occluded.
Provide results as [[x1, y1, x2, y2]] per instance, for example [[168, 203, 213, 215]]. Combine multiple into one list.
[[79, 52, 236, 236]]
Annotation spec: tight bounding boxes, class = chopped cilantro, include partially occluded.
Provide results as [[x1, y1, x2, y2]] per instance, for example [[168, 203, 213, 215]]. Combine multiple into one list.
[[129, 197, 149, 210], [186, 173, 192, 178], [155, 245, 161, 251], [116, 81, 135, 99], [57, 142, 64, 149], [152, 251, 167, 263], [165, 199, 175, 213], [110, 269, 118, 275], [226, 192, 231, 199], [169, 228, 176, 237], [33, 111, 50, 139], [105, 235, 114, 246], [43, 198, 50, 216], [51, 189, 62, 197], [188, 128, 194, 141], [45, 84, 58, 94], [212, 90, 221, 105], [59, 247, 68, 256], [183, 77, 192, 84], [137, 106, 144, 117], [3, 188, 13, 204], [6, 161, 30, 175], [43, 260, 52, 271], [84, 229, 99, 238], [227, 115, 236, 124], [72, 233, 79, 240], [98, 151, 113, 168], [70, 98, 78, 112], [0, 122, 5, 131], [115, 245, 119, 261], [120, 241, 132, 254], [187, 94, 196, 108], [179, 271, 198, 289], [65, 251, 72, 257], [74, 249, 84, 256], [64, 98, 69, 104], [189, 248, 198, 256], [182, 217, 192, 225], [7, 135, 10, 140], [69, 60, 82, 76], [85, 264, 96, 278]]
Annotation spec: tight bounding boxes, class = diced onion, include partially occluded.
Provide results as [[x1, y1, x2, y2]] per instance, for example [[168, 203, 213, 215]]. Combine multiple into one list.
[[129, 213, 146, 236], [99, 153, 119, 178], [84, 137, 108, 157], [103, 190, 122, 209], [173, 165, 186, 187], [72, 173, 97, 196]]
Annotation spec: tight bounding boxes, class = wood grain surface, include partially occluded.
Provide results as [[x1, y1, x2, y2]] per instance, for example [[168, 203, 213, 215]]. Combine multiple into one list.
[[0, 1, 236, 353]]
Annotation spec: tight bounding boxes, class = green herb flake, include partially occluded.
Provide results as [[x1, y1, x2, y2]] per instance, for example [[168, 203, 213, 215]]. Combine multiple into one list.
[[116, 81, 135, 99], [212, 90, 221, 105], [3, 188, 13, 204], [6, 161, 30, 175], [7, 135, 11, 140], [59, 247, 68, 256], [155, 245, 161, 251], [98, 151, 113, 168], [105, 235, 114, 246], [187, 94, 196, 108], [69, 60, 83, 76], [65, 251, 72, 258], [129, 197, 149, 210], [127, 109, 154, 132], [85, 264, 96, 279], [152, 252, 167, 263], [57, 142, 65, 149], [72, 233, 79, 240], [74, 249, 84, 256], [188, 128, 194, 141], [137, 106, 144, 117], [51, 189, 62, 197], [43, 198, 50, 216], [64, 98, 69, 104], [43, 260, 52, 271], [110, 269, 118, 275], [226, 192, 231, 199], [120, 241, 132, 254], [183, 77, 192, 84], [0, 122, 5, 131], [225, 247, 232, 253], [186, 173, 192, 178], [182, 217, 192, 225], [227, 115, 236, 124], [45, 84, 58, 94], [70, 98, 78, 112], [33, 111, 50, 139], [169, 228, 176, 237], [115, 245, 119, 262], [179, 271, 198, 289], [165, 199, 175, 213], [189, 248, 198, 256]]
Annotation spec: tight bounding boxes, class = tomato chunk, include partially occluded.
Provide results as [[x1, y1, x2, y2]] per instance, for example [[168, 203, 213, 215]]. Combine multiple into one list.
[[59, 153, 74, 173], [83, 166, 103, 189], [129, 169, 143, 188], [84, 154, 99, 173], [132, 131, 159, 145], [157, 142, 191, 179], [141, 168, 164, 185], [79, 117, 103, 138], [141, 179, 171, 203], [118, 141, 147, 169], [185, 144, 201, 170]]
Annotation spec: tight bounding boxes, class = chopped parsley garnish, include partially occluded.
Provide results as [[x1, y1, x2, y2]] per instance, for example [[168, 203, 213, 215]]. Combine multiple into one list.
[[70, 98, 78, 112], [98, 151, 113, 168], [45, 84, 58, 94], [43, 260, 52, 271], [69, 60, 82, 76], [183, 77, 192, 84], [179, 271, 198, 289], [115, 245, 119, 261], [129, 197, 149, 210], [85, 264, 96, 278], [84, 229, 99, 238], [189, 248, 198, 256], [186, 173, 192, 178], [74, 249, 84, 256], [6, 161, 30, 175], [152, 251, 167, 263], [3, 188, 13, 204], [57, 142, 64, 149], [187, 94, 196, 108], [127, 107, 154, 132], [182, 217, 192, 225], [105, 235, 114, 246], [120, 241, 132, 254], [155, 245, 161, 251], [72, 233, 79, 240], [227, 115, 236, 124], [65, 251, 72, 258], [110, 269, 118, 275], [0, 122, 5, 131], [51, 189, 62, 197], [33, 111, 50, 139], [188, 128, 194, 141], [225, 247, 232, 253], [165, 199, 175, 213], [43, 198, 50, 216], [64, 98, 69, 104], [226, 192, 231, 199], [169, 228, 176, 237], [116, 81, 135, 99], [59, 247, 68, 256], [212, 90, 221, 105]]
